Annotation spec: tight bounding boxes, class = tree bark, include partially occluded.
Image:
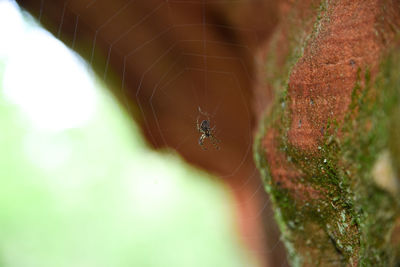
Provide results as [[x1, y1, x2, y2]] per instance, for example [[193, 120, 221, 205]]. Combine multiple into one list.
[[15, 0, 400, 265], [254, 0, 400, 265]]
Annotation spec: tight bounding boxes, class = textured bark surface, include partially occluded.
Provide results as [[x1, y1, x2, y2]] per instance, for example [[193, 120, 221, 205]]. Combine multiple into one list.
[[255, 0, 400, 265]]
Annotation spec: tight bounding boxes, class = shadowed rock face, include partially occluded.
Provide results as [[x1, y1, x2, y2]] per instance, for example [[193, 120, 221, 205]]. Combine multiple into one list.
[[15, 0, 284, 266]]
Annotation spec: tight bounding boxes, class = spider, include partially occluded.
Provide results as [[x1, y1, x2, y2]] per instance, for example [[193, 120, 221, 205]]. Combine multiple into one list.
[[196, 107, 220, 150]]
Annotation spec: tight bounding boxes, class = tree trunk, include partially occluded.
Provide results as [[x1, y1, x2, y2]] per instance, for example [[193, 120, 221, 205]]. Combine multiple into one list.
[[15, 0, 400, 265], [254, 0, 400, 265]]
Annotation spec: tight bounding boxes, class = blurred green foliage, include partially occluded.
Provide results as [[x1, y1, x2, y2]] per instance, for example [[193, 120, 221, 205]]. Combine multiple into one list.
[[0, 3, 253, 266]]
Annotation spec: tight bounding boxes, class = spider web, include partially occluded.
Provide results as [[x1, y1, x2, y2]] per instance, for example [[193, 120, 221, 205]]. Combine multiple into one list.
[[26, 0, 289, 265]]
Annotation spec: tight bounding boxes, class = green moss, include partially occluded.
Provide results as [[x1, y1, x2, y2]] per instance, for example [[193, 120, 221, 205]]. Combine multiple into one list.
[[254, 1, 342, 266], [255, 0, 400, 265], [256, 49, 400, 265], [347, 52, 400, 265]]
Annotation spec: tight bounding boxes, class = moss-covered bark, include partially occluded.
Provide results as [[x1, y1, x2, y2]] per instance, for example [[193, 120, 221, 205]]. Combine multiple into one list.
[[254, 0, 400, 265]]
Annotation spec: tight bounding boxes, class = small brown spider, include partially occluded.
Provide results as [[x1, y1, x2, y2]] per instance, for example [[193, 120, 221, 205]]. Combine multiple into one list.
[[196, 107, 220, 150]]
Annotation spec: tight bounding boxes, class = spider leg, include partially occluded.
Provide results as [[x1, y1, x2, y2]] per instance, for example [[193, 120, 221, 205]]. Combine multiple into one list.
[[198, 107, 211, 122], [207, 125, 219, 149], [199, 135, 208, 150], [196, 115, 201, 133], [210, 135, 220, 150], [212, 136, 220, 143], [198, 107, 208, 116]]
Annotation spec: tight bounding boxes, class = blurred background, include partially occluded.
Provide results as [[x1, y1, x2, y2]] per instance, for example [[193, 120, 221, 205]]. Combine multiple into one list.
[[0, 1, 258, 266]]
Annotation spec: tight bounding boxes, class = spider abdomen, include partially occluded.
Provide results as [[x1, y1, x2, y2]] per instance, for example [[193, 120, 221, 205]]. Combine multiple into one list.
[[200, 120, 210, 130]]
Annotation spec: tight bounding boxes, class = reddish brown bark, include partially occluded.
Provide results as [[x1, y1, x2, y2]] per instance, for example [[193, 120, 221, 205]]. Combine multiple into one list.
[[255, 0, 400, 265], [16, 0, 400, 265]]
